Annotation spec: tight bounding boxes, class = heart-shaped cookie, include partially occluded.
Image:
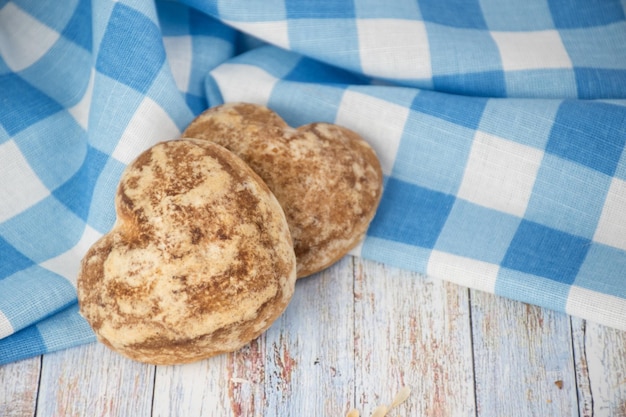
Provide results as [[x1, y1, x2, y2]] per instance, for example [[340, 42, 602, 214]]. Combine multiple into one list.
[[183, 103, 383, 278], [77, 139, 296, 365]]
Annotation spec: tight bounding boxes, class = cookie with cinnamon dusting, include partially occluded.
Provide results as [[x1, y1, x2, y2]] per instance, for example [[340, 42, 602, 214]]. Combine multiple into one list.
[[183, 102, 383, 278], [77, 139, 296, 365]]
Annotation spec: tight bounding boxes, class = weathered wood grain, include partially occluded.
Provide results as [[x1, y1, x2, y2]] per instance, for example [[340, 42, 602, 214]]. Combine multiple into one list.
[[572, 317, 626, 417], [0, 356, 40, 417], [151, 255, 355, 417], [261, 256, 355, 417], [470, 289, 578, 417], [353, 258, 475, 417], [153, 354, 232, 417], [151, 333, 269, 416], [36, 342, 154, 417]]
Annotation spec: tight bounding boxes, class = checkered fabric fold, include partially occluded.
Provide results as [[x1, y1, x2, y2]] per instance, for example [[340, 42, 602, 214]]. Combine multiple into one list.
[[1, 0, 625, 365]]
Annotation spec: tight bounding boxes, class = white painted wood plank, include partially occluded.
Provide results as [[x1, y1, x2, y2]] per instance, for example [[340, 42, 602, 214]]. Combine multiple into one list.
[[151, 255, 355, 417], [36, 342, 154, 417], [571, 318, 593, 417], [155, 337, 271, 417], [262, 255, 355, 417], [572, 317, 626, 417], [0, 356, 40, 417], [224, 338, 269, 417], [353, 258, 475, 417], [153, 354, 232, 417], [470, 289, 578, 417]]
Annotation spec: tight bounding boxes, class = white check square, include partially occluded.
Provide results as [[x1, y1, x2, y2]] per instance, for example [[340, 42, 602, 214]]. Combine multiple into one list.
[[0, 310, 13, 338], [335, 90, 409, 175], [427, 250, 499, 294], [112, 97, 181, 164], [357, 19, 431, 80], [162, 35, 193, 93], [68, 69, 95, 130], [211, 63, 279, 106], [491, 30, 572, 71], [567, 286, 626, 331], [0, 3, 60, 71], [225, 20, 289, 50], [41, 225, 102, 286], [593, 177, 626, 250], [0, 140, 50, 223], [458, 131, 543, 217]]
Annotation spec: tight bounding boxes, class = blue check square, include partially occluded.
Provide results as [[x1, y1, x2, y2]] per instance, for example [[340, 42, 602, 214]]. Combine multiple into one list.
[[88, 72, 145, 155], [502, 220, 590, 284], [435, 200, 520, 264], [367, 178, 455, 249], [479, 0, 555, 31], [504, 69, 577, 99], [11, 0, 74, 33], [525, 155, 611, 238], [53, 146, 111, 222], [433, 71, 506, 98], [393, 104, 475, 195], [270, 83, 345, 127], [287, 19, 361, 70], [419, 0, 487, 29], [346, 85, 418, 108], [547, 101, 626, 176], [575, 243, 626, 299], [410, 89, 487, 130], [575, 68, 626, 99], [353, 0, 422, 19], [156, 0, 192, 36], [283, 56, 368, 85], [425, 23, 503, 77], [0, 265, 77, 331], [96, 3, 165, 94], [495, 268, 571, 312], [13, 112, 87, 191], [189, 11, 236, 39], [547, 0, 625, 28], [0, 196, 84, 263], [0, 74, 63, 136], [181, 0, 218, 17], [228, 46, 300, 79], [18, 36, 92, 107], [87, 157, 126, 234], [560, 24, 626, 70], [62, 0, 93, 51], [0, 237, 35, 280], [478, 99, 559, 149], [0, 325, 47, 362], [285, 0, 355, 18]]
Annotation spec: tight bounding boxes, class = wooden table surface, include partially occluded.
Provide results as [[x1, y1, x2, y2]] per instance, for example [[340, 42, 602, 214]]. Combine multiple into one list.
[[2, 256, 625, 417]]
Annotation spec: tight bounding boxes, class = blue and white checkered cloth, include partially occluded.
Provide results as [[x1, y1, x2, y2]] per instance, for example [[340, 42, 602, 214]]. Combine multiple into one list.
[[1, 0, 625, 365]]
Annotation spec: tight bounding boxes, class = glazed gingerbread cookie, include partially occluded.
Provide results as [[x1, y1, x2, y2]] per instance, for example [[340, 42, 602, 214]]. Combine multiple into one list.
[[183, 103, 383, 278], [77, 139, 296, 365]]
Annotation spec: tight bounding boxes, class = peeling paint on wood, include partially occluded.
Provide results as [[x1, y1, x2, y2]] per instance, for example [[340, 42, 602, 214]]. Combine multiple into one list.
[[0, 356, 40, 417], [262, 255, 355, 416], [470, 289, 578, 417], [573, 319, 626, 417], [226, 337, 268, 417], [35, 342, 154, 417], [354, 259, 475, 417]]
